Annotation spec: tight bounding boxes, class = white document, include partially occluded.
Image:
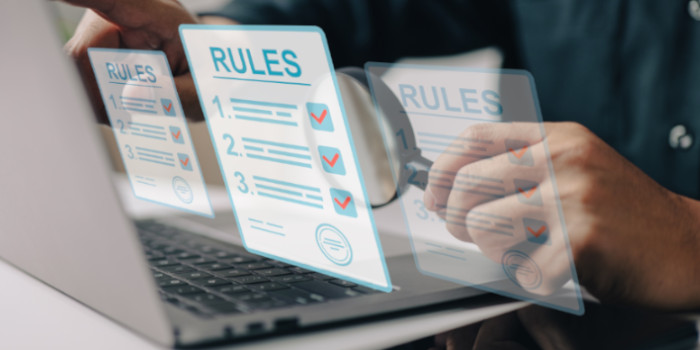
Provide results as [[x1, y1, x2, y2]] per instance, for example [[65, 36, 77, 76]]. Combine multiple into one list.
[[180, 25, 391, 291], [88, 49, 213, 217]]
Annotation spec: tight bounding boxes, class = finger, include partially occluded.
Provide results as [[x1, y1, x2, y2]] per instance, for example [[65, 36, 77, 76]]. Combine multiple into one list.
[[427, 122, 545, 211], [439, 144, 549, 240]]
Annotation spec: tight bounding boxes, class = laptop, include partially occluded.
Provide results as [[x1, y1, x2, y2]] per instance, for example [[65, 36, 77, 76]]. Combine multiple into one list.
[[0, 0, 484, 346]]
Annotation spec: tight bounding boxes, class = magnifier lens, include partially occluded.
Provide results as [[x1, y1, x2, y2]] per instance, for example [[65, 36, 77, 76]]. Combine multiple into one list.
[[336, 72, 401, 208]]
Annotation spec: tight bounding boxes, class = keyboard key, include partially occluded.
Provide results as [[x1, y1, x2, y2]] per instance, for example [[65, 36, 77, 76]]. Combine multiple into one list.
[[216, 269, 251, 278], [308, 272, 334, 280], [161, 265, 196, 274], [150, 259, 180, 268], [152, 271, 169, 280], [247, 282, 289, 292], [238, 293, 271, 302], [191, 277, 232, 288], [197, 263, 233, 271], [163, 285, 203, 295], [186, 293, 226, 305], [255, 268, 291, 277], [236, 262, 272, 270], [189, 258, 217, 265], [266, 260, 293, 268], [294, 280, 357, 299], [232, 276, 269, 285], [174, 252, 200, 260], [216, 285, 250, 295], [158, 278, 186, 288], [268, 289, 323, 305], [226, 256, 258, 264], [213, 251, 237, 259], [329, 279, 357, 288], [288, 267, 313, 274], [176, 271, 213, 280], [270, 275, 311, 283]]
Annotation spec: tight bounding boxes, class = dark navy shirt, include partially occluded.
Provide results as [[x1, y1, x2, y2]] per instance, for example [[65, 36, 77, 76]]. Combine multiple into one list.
[[209, 0, 700, 198]]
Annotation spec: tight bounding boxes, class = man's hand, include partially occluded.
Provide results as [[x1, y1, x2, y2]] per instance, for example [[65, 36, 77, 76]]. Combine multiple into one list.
[[424, 122, 700, 309], [61, 0, 229, 122]]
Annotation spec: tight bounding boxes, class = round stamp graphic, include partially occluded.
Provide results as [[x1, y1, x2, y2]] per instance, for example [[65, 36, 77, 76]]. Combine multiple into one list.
[[315, 223, 353, 266], [172, 176, 194, 204], [502, 250, 542, 290]]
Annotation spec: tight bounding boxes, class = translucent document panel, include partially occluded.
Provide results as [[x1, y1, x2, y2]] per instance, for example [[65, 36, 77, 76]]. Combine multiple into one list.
[[88, 49, 213, 217], [366, 63, 583, 314], [181, 25, 391, 291]]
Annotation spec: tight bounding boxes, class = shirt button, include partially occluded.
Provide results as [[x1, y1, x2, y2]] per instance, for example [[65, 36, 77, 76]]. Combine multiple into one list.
[[689, 0, 700, 21], [669, 124, 694, 150]]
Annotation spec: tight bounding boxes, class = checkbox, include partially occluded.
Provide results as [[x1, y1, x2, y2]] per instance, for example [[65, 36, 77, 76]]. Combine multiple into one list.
[[177, 153, 192, 171], [330, 188, 357, 218], [318, 146, 346, 175], [514, 179, 542, 206], [170, 126, 184, 144], [307, 102, 333, 132], [505, 139, 534, 167], [523, 218, 551, 245], [161, 98, 176, 117]]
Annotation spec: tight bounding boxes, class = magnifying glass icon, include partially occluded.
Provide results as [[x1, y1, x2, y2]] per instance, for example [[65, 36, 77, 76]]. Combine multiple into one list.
[[335, 67, 433, 208]]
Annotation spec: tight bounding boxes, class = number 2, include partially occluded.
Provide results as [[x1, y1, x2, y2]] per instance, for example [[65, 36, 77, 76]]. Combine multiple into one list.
[[116, 120, 126, 134], [223, 134, 237, 155]]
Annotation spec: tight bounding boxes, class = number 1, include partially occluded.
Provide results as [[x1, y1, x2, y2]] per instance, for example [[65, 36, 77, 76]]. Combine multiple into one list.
[[213, 95, 225, 119]]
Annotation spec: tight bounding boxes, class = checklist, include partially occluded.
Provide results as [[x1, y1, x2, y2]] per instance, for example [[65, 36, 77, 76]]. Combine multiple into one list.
[[88, 49, 213, 217], [181, 25, 391, 292], [366, 63, 583, 314]]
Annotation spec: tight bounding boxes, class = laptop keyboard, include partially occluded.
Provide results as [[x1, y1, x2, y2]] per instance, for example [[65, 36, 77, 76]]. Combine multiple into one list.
[[136, 221, 376, 317]]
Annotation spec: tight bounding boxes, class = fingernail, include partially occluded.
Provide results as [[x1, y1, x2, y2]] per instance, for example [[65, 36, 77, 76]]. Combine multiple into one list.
[[425, 187, 437, 211]]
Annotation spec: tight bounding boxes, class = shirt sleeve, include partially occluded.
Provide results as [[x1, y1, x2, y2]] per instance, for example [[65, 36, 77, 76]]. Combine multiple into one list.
[[201, 0, 515, 67]]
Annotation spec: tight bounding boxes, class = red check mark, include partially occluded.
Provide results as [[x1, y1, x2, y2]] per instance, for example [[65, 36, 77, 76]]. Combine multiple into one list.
[[508, 145, 529, 159], [334, 196, 351, 209], [526, 225, 547, 238], [311, 109, 327, 124], [322, 153, 340, 167], [172, 130, 181, 140], [163, 103, 173, 113], [180, 157, 190, 167], [517, 186, 538, 199]]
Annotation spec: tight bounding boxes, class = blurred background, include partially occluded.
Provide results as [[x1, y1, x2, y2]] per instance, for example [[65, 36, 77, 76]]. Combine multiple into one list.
[[49, 0, 501, 187]]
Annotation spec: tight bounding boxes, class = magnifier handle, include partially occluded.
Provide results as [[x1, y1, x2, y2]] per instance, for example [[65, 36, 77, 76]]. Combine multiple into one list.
[[404, 155, 433, 191]]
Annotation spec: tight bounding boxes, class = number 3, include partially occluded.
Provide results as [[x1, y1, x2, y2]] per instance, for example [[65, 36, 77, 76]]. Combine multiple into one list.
[[234, 171, 249, 193], [125, 145, 134, 159]]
